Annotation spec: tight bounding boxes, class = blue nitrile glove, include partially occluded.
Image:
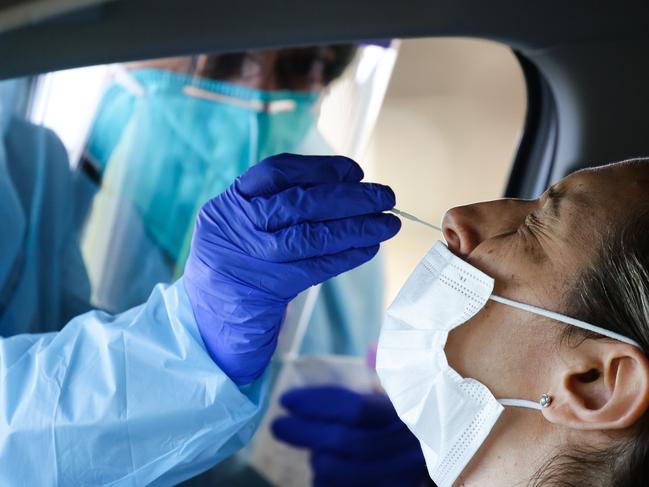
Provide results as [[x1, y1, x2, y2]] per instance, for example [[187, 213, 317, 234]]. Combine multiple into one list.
[[184, 154, 400, 385], [272, 386, 428, 487]]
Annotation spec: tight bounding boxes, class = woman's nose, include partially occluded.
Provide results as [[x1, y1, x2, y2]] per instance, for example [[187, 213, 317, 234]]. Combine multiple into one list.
[[442, 199, 537, 258], [442, 205, 482, 258]]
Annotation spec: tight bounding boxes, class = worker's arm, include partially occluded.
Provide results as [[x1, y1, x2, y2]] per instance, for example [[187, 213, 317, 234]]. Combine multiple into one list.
[[0, 278, 266, 486]]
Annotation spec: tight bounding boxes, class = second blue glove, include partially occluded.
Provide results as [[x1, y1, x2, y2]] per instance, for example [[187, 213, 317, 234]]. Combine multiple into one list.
[[272, 386, 428, 487]]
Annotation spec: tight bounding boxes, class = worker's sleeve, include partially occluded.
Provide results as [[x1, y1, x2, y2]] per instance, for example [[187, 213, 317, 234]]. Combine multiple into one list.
[[0, 278, 267, 486]]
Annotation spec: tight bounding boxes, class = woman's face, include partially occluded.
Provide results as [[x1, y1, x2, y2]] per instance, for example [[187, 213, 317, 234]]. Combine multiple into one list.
[[442, 161, 649, 400]]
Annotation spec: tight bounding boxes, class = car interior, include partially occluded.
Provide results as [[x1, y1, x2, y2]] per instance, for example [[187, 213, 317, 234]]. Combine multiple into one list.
[[1, 1, 648, 485]]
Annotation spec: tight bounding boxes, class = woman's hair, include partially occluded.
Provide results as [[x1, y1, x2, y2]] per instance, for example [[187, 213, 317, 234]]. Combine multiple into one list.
[[533, 204, 649, 486]]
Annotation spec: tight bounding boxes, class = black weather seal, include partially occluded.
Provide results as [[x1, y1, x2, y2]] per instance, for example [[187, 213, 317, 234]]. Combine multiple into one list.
[[504, 50, 558, 199]]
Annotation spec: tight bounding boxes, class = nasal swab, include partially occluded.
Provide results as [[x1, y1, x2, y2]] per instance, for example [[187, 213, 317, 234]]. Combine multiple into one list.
[[388, 208, 442, 233]]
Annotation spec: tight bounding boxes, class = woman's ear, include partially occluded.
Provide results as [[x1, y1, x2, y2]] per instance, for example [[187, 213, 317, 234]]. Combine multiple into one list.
[[543, 340, 649, 430]]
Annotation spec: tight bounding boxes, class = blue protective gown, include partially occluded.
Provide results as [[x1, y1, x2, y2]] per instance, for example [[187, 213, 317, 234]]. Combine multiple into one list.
[[0, 280, 266, 486]]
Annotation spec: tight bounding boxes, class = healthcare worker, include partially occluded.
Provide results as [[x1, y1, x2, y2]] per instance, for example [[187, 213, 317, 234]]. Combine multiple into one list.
[[0, 85, 401, 487], [0, 45, 418, 486]]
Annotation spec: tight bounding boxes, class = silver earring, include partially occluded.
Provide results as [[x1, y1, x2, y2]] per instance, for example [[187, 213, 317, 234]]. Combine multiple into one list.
[[539, 393, 552, 408]]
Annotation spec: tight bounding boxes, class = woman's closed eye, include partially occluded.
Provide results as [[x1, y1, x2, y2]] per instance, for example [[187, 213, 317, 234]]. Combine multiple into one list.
[[543, 186, 566, 220], [522, 187, 565, 231]]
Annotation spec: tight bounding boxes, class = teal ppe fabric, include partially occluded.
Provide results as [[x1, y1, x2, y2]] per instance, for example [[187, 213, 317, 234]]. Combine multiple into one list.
[[0, 279, 267, 486], [86, 69, 318, 264], [1, 116, 92, 334]]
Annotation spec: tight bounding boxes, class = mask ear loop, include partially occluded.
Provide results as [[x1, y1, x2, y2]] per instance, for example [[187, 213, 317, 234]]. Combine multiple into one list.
[[489, 294, 642, 348], [498, 398, 543, 411]]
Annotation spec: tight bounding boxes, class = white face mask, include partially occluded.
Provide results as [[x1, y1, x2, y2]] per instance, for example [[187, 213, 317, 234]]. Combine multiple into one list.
[[376, 239, 640, 487]]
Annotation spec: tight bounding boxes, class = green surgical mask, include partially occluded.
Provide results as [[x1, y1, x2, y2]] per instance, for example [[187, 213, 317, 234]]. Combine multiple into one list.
[[86, 68, 318, 267]]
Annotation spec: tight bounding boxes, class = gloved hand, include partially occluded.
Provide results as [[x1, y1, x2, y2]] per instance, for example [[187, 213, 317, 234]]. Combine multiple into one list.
[[184, 154, 400, 385], [272, 386, 428, 487]]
